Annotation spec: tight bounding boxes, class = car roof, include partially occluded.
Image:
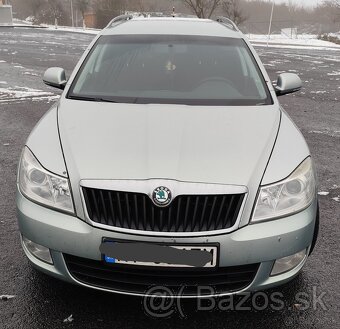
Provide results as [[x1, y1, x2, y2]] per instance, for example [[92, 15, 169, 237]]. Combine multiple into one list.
[[101, 17, 243, 39]]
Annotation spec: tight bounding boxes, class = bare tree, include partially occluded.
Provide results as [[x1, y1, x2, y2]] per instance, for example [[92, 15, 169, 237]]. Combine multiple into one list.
[[182, 0, 222, 18], [94, 0, 126, 28], [323, 0, 340, 8], [322, 0, 340, 25], [76, 0, 90, 17], [131, 0, 160, 13], [26, 0, 45, 18], [75, 0, 89, 27], [136, 0, 146, 12], [221, 0, 247, 25], [287, 0, 297, 12], [35, 0, 66, 25]]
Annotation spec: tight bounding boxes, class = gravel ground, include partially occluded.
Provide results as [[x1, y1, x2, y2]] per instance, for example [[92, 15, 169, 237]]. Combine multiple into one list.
[[0, 27, 339, 329]]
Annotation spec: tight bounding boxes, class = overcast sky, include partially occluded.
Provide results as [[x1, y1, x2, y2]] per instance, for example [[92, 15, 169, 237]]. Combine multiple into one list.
[[272, 0, 321, 7]]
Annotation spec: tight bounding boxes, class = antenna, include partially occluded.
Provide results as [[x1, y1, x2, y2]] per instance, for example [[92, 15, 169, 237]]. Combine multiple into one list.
[[172, 0, 176, 17]]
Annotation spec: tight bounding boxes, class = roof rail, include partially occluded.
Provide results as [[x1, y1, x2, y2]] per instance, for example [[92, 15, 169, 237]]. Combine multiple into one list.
[[216, 16, 239, 32], [106, 14, 134, 28]]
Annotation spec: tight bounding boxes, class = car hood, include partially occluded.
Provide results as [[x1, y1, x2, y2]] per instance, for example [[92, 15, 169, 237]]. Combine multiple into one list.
[[58, 99, 280, 187]]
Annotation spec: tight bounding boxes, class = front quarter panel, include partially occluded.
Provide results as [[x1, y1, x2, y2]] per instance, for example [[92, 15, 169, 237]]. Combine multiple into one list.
[[262, 110, 311, 185], [25, 104, 67, 177]]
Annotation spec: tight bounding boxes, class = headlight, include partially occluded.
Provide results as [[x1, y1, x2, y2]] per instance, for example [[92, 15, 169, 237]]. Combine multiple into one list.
[[252, 157, 316, 222], [19, 147, 74, 214]]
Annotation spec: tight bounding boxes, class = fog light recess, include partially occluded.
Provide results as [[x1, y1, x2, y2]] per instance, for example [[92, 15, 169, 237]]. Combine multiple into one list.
[[271, 249, 307, 276], [22, 236, 53, 264]]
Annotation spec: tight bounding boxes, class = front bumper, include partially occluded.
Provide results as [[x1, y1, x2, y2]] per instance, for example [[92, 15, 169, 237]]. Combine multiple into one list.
[[16, 188, 318, 297]]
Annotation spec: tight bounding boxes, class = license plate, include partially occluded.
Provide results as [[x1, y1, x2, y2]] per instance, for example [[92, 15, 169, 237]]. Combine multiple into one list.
[[100, 241, 218, 268]]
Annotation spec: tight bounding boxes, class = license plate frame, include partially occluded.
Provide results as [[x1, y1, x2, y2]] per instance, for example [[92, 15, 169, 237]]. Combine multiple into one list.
[[101, 239, 219, 268]]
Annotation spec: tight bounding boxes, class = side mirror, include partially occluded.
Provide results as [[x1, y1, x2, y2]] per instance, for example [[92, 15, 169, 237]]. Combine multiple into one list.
[[43, 67, 67, 90], [275, 73, 302, 96]]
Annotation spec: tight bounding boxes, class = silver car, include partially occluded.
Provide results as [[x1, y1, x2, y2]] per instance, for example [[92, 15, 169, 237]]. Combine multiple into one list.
[[16, 16, 319, 297]]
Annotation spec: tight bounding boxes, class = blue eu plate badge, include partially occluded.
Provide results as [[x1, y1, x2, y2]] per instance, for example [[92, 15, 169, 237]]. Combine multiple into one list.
[[104, 255, 116, 264]]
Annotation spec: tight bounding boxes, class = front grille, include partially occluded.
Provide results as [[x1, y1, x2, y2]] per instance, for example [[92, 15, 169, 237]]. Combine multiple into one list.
[[82, 187, 245, 233], [64, 254, 259, 296]]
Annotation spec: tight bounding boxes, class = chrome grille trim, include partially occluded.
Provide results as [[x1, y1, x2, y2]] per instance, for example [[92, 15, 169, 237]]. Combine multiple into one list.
[[80, 179, 248, 237]]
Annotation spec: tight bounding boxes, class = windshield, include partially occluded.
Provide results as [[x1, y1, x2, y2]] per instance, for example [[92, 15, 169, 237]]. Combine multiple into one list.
[[68, 35, 272, 106]]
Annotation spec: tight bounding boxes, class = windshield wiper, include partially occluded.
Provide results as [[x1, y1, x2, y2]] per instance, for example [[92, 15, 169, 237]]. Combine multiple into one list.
[[68, 95, 118, 103]]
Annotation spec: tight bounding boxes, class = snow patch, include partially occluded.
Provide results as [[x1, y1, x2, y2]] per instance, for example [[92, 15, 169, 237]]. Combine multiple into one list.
[[23, 72, 39, 77], [44, 25, 99, 35], [318, 191, 330, 196], [32, 95, 60, 102], [0, 86, 58, 103], [308, 129, 340, 138], [308, 60, 324, 64], [253, 43, 340, 51], [248, 33, 340, 50], [0, 86, 53, 99], [0, 295, 16, 300], [63, 314, 74, 323]]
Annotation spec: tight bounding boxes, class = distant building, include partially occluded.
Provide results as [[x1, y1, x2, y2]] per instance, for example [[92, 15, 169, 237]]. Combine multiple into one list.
[[84, 11, 97, 28]]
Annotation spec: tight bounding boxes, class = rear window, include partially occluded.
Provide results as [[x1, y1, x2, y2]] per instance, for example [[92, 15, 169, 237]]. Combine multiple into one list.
[[68, 35, 272, 106]]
